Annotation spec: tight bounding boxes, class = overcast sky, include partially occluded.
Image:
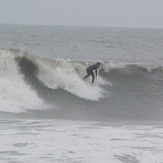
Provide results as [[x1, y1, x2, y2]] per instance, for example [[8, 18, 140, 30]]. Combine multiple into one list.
[[0, 0, 163, 28]]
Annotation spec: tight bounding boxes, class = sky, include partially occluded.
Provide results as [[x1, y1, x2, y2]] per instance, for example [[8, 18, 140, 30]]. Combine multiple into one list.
[[0, 0, 163, 28]]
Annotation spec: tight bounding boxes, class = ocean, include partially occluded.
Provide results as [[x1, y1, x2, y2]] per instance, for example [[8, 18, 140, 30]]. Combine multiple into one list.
[[0, 24, 163, 163]]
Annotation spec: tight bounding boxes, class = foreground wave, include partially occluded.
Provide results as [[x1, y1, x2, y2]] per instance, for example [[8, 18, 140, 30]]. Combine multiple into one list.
[[0, 49, 163, 120]]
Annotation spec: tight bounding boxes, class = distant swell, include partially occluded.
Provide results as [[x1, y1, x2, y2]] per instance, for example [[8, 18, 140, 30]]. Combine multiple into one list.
[[0, 49, 163, 120]]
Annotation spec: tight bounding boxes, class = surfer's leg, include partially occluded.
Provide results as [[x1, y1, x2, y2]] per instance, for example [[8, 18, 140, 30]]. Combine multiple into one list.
[[83, 69, 91, 79], [92, 77, 95, 84], [90, 71, 95, 84], [83, 74, 90, 79]]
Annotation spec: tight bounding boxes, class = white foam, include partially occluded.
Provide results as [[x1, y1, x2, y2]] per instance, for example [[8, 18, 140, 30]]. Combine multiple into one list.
[[104, 60, 127, 72], [1, 119, 163, 163], [36, 59, 104, 101], [0, 50, 43, 113]]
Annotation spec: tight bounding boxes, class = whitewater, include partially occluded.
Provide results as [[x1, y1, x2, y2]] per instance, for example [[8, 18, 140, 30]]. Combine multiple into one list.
[[0, 24, 163, 163]]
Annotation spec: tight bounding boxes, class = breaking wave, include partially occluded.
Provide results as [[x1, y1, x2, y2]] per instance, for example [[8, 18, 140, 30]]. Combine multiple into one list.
[[0, 49, 163, 120]]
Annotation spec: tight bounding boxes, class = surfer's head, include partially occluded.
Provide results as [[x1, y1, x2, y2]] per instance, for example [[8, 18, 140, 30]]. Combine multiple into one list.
[[96, 62, 100, 67]]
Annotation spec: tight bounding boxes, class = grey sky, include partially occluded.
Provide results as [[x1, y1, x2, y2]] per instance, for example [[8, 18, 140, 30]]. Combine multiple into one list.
[[0, 0, 163, 28]]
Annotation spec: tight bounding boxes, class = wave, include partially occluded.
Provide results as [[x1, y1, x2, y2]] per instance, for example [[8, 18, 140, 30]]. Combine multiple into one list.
[[0, 49, 163, 120], [0, 49, 43, 113]]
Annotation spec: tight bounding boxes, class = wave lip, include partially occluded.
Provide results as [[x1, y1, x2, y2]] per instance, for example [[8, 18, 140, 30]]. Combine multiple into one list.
[[0, 49, 43, 113]]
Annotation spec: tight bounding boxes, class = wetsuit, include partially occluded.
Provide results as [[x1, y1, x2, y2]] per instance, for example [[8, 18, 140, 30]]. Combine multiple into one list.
[[83, 63, 100, 84]]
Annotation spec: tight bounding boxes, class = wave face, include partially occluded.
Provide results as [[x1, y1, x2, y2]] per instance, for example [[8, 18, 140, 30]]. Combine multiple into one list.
[[0, 49, 163, 120]]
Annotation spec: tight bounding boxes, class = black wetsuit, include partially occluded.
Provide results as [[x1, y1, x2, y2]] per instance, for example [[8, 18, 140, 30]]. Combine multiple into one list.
[[83, 63, 99, 84]]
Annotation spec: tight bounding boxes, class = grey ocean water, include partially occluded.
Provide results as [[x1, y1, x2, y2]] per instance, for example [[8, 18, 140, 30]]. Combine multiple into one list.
[[1, 24, 163, 63], [0, 24, 163, 163]]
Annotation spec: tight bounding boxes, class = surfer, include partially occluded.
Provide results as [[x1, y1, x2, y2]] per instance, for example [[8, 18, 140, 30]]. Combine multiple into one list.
[[83, 62, 100, 84]]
